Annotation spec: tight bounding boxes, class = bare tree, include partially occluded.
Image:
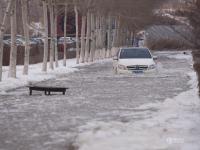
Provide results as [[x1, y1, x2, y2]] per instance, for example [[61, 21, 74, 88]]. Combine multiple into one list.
[[85, 10, 91, 62], [74, 3, 80, 64], [42, 0, 49, 72], [8, 0, 17, 78], [89, 11, 96, 62], [0, 0, 6, 23], [54, 5, 59, 67], [0, 0, 13, 81], [21, 0, 30, 75], [49, 0, 55, 70], [63, 3, 68, 66], [95, 14, 100, 60], [107, 14, 112, 57], [80, 14, 86, 63], [188, 0, 200, 47]]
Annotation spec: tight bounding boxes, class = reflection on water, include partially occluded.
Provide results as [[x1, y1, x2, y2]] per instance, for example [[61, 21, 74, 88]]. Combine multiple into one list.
[[192, 50, 200, 95]]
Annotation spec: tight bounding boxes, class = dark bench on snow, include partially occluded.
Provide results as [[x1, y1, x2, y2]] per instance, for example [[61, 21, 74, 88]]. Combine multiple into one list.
[[28, 86, 69, 95]]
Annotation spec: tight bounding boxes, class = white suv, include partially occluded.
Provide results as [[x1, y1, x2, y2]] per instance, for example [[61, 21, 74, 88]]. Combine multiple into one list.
[[113, 47, 157, 74]]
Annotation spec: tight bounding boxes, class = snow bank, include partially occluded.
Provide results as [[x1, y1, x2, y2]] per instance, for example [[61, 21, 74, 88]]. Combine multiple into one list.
[[0, 59, 108, 93], [76, 53, 200, 150]]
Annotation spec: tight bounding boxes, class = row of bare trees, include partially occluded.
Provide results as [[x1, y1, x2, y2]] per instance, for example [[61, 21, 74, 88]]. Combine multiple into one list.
[[188, 0, 200, 48], [0, 0, 166, 81], [73, 0, 165, 63], [0, 0, 14, 81], [161, 0, 200, 48]]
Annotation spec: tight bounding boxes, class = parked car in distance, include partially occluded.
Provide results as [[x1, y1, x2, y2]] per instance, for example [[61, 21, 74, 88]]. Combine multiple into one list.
[[31, 37, 44, 45], [58, 37, 76, 52], [3, 34, 38, 46], [3, 40, 10, 45], [4, 39, 23, 46], [58, 37, 75, 44], [113, 47, 157, 74]]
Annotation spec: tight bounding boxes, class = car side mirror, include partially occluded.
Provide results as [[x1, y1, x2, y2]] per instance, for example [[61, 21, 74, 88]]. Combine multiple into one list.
[[113, 56, 118, 61], [153, 56, 158, 60]]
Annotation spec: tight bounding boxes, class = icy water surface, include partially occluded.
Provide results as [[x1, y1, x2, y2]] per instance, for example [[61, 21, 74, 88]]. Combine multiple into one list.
[[0, 51, 196, 150]]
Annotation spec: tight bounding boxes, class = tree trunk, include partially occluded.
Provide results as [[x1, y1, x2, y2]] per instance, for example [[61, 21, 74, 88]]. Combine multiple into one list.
[[85, 11, 91, 62], [95, 15, 100, 60], [21, 0, 30, 75], [112, 18, 117, 48], [0, 0, 13, 81], [101, 16, 107, 59], [120, 29, 124, 46], [130, 31, 134, 46], [80, 15, 86, 63], [99, 16, 104, 59], [54, 5, 59, 68], [107, 14, 112, 58], [124, 30, 128, 46], [9, 0, 17, 78], [99, 16, 106, 59], [42, 1, 48, 72], [112, 18, 119, 56], [63, 3, 68, 66], [127, 30, 131, 46], [49, 1, 54, 70], [74, 5, 80, 64], [116, 18, 121, 47], [89, 12, 95, 62]]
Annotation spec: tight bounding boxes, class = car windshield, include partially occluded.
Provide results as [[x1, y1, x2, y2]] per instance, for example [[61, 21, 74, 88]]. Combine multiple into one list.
[[119, 48, 152, 59]]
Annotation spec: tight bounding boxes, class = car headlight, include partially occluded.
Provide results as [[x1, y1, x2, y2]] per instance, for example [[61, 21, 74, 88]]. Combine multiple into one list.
[[149, 64, 156, 69], [118, 64, 127, 70]]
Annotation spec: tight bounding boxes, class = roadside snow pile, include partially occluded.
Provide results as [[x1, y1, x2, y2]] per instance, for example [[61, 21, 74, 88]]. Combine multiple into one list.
[[0, 59, 108, 93], [76, 54, 200, 150]]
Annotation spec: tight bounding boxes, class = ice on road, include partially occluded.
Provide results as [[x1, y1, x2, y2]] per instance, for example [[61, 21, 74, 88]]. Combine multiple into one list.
[[0, 51, 199, 150]]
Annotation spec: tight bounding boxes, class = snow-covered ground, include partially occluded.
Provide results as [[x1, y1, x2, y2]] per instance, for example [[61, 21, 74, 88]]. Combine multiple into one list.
[[76, 51, 200, 150], [0, 59, 106, 93]]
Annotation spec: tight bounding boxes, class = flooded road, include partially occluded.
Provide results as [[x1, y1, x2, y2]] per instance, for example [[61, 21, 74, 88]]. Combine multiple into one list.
[[0, 51, 198, 150]]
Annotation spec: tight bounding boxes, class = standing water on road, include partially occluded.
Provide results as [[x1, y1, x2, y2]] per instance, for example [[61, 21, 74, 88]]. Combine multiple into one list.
[[0, 51, 199, 150], [75, 51, 200, 150]]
